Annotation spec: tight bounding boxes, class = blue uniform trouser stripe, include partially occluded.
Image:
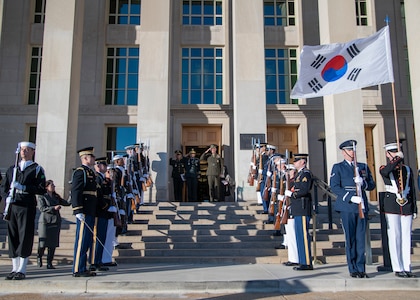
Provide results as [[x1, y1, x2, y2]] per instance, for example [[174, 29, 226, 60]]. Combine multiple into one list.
[[72, 214, 95, 274], [295, 215, 312, 266]]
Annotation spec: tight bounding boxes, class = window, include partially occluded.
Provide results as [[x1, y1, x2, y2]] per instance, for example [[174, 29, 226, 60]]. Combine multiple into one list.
[[34, 0, 46, 23], [107, 126, 137, 157], [181, 48, 223, 104], [265, 48, 298, 104], [29, 126, 37, 144], [182, 0, 222, 25], [28, 47, 43, 105], [105, 48, 139, 105], [355, 0, 368, 26], [109, 0, 141, 25], [264, 0, 295, 26]]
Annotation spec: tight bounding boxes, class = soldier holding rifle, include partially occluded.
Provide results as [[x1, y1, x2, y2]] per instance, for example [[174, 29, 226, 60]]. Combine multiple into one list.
[[380, 142, 417, 278], [2, 141, 46, 280], [330, 140, 375, 278]]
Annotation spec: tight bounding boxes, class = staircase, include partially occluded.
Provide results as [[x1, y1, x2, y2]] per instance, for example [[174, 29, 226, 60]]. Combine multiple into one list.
[[1, 200, 419, 266]]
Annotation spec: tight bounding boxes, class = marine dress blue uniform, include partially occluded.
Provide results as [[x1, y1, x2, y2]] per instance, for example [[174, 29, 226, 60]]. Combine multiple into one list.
[[330, 140, 375, 278]]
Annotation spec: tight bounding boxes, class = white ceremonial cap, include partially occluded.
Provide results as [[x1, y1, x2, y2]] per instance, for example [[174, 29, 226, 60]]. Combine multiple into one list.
[[19, 141, 36, 149]]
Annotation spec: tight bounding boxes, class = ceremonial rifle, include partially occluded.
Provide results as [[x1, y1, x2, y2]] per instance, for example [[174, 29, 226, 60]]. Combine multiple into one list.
[[280, 150, 291, 225], [256, 140, 263, 192], [247, 138, 256, 186], [274, 164, 285, 230], [269, 166, 277, 216], [352, 142, 365, 219], [3, 146, 20, 221]]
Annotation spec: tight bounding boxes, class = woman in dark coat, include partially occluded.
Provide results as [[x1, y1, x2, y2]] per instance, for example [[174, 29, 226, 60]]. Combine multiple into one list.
[[37, 180, 70, 269]]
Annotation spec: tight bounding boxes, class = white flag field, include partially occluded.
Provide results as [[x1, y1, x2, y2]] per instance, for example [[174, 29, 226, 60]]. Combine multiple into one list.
[[290, 26, 394, 99]]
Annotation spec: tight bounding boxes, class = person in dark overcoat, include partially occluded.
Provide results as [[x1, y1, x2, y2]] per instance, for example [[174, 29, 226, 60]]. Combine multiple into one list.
[[37, 179, 70, 269]]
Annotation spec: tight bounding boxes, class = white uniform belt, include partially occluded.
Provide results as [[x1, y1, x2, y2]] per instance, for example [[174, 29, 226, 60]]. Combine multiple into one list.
[[83, 191, 97, 196]]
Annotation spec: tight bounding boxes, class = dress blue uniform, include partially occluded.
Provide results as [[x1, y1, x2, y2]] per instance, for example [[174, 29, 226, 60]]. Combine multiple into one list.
[[330, 140, 375, 278]]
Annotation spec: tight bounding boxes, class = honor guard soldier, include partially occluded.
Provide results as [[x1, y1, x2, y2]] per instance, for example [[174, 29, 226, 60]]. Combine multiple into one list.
[[286, 154, 313, 271], [90, 157, 112, 272], [3, 142, 46, 280], [330, 140, 376, 278], [200, 145, 224, 202], [380, 142, 417, 278], [71, 147, 98, 277], [184, 149, 200, 202], [170, 150, 186, 201], [112, 154, 128, 235]]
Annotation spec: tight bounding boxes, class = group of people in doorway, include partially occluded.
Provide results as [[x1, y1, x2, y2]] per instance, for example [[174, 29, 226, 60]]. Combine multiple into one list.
[[251, 138, 417, 278], [169, 144, 232, 202]]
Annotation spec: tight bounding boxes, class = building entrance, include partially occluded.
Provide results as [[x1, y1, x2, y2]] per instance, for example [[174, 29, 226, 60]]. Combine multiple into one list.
[[182, 125, 222, 202]]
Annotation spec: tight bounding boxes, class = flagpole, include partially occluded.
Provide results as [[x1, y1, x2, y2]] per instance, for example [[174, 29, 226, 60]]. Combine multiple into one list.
[[391, 82, 400, 150]]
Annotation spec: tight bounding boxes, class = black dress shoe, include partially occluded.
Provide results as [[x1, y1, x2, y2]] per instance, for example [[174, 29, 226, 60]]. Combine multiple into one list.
[[405, 271, 416, 278], [350, 272, 360, 278], [47, 264, 56, 269], [13, 272, 25, 280], [275, 245, 286, 249], [5, 272, 16, 280], [97, 265, 109, 271], [395, 271, 409, 278], [272, 231, 282, 236], [358, 272, 369, 278], [103, 262, 118, 267], [73, 271, 97, 277], [263, 220, 274, 224], [283, 261, 299, 266], [293, 264, 313, 271], [37, 257, 42, 268]]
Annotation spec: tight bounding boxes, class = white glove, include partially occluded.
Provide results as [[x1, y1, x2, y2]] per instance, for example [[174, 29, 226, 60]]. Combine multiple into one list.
[[271, 187, 277, 193], [76, 213, 85, 222], [119, 209, 126, 216], [278, 195, 285, 201], [266, 171, 272, 177], [285, 190, 292, 197], [258, 169, 263, 174], [140, 177, 146, 182], [126, 193, 134, 199], [350, 196, 362, 204], [107, 206, 117, 213], [413, 213, 417, 220], [132, 189, 139, 194], [112, 192, 117, 199], [353, 176, 363, 184], [250, 162, 255, 167], [395, 151, 404, 159], [12, 182, 25, 191]]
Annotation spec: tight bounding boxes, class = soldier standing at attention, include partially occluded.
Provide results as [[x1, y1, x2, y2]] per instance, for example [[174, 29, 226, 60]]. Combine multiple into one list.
[[286, 154, 313, 271], [169, 150, 185, 201], [3, 141, 46, 280], [71, 147, 98, 277], [380, 142, 417, 278], [330, 140, 376, 279], [184, 149, 200, 202], [200, 144, 223, 202]]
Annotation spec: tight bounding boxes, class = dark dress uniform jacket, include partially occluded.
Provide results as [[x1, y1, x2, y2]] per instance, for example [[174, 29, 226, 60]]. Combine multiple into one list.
[[71, 165, 98, 217], [379, 157, 417, 215], [290, 168, 312, 217], [95, 172, 111, 219], [331, 160, 376, 213]]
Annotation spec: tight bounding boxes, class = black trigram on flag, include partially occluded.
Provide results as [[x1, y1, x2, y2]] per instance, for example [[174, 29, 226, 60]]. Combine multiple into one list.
[[307, 77, 323, 93], [346, 43, 360, 58], [310, 54, 327, 69], [347, 68, 362, 81]]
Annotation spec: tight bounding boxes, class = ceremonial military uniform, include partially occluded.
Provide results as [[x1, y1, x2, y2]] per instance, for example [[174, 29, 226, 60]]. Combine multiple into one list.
[[289, 154, 313, 270], [89, 157, 111, 272], [200, 145, 223, 202], [71, 147, 98, 277], [380, 142, 417, 278], [170, 150, 186, 201], [184, 149, 200, 202], [330, 140, 376, 278], [3, 142, 46, 280]]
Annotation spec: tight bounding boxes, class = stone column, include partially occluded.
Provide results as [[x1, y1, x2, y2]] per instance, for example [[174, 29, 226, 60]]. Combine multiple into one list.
[[137, 0, 171, 201], [232, 0, 267, 201], [318, 0, 367, 177], [404, 0, 420, 169], [35, 0, 85, 196]]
